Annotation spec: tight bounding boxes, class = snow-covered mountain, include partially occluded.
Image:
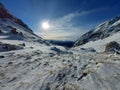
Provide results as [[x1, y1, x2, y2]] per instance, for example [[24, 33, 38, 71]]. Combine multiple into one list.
[[0, 3, 45, 51], [74, 16, 120, 52], [0, 2, 120, 90], [0, 3, 31, 31], [74, 16, 120, 46]]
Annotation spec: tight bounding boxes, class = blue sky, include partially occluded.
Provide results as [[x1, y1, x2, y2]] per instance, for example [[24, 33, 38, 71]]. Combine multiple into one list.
[[0, 0, 120, 41]]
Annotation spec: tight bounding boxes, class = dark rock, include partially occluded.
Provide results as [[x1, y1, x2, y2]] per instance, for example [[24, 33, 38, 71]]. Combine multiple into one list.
[[0, 56, 4, 58], [30, 47, 34, 49], [19, 43, 25, 47], [8, 77, 17, 82], [19, 32, 24, 36], [49, 53, 55, 57], [80, 48, 96, 52], [11, 28, 18, 34], [105, 41, 120, 53], [8, 62, 13, 65], [77, 72, 88, 81], [0, 29, 2, 33], [50, 47, 60, 52], [3, 44, 16, 50], [0, 42, 23, 51]]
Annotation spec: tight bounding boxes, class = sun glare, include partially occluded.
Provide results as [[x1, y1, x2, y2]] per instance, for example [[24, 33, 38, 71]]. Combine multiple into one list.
[[41, 22, 50, 30]]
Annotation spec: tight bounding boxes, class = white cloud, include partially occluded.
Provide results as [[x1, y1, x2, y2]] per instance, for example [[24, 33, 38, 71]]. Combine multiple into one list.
[[37, 8, 106, 41], [50, 8, 104, 29]]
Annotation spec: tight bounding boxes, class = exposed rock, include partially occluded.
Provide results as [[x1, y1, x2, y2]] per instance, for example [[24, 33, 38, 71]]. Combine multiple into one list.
[[0, 42, 23, 51], [0, 29, 2, 33], [80, 48, 96, 52], [19, 32, 24, 36], [8, 62, 13, 65], [50, 47, 61, 52], [19, 43, 25, 47], [105, 41, 120, 53], [11, 28, 18, 34], [0, 3, 32, 32], [0, 56, 4, 58]]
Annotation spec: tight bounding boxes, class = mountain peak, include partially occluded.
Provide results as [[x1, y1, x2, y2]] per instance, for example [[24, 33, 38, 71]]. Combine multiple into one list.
[[0, 2, 4, 8], [0, 2, 44, 48], [0, 2, 31, 31], [108, 16, 120, 25], [74, 16, 120, 47]]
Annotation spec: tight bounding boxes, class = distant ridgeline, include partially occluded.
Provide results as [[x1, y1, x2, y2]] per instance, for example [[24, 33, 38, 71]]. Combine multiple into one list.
[[48, 40, 74, 48]]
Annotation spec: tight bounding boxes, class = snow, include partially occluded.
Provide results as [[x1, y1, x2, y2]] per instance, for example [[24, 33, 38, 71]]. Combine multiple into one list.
[[93, 21, 109, 33], [74, 16, 120, 48], [0, 24, 120, 90], [0, 18, 43, 42], [0, 9, 120, 90], [112, 19, 120, 26], [74, 31, 120, 52], [0, 45, 120, 90]]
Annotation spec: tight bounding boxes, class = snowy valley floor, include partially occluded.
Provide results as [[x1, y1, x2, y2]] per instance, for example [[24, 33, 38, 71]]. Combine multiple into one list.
[[0, 46, 120, 90]]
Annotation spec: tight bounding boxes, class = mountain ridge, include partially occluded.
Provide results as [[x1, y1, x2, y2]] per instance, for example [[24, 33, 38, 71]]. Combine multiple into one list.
[[0, 3, 32, 31], [0, 2, 44, 52], [74, 16, 120, 47]]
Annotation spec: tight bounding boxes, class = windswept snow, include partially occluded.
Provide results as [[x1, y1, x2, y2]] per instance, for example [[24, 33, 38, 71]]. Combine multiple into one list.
[[112, 19, 120, 26], [0, 46, 120, 90], [0, 3, 120, 90], [74, 31, 120, 52]]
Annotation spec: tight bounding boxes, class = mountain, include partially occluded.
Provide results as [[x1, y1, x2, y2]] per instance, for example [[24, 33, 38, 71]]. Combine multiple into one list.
[[0, 3, 31, 30], [47, 40, 74, 48], [74, 16, 120, 46], [74, 16, 120, 52], [0, 3, 44, 51], [0, 3, 120, 90]]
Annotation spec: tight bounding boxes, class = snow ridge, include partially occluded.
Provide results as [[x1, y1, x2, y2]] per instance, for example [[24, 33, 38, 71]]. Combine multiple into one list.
[[74, 16, 120, 47]]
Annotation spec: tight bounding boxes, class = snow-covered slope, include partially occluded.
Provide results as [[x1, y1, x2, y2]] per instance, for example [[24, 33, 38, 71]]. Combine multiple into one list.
[[74, 16, 120, 48], [74, 32, 120, 52], [0, 45, 120, 90], [0, 18, 43, 43], [0, 3, 31, 30], [0, 3, 120, 90], [0, 3, 44, 52]]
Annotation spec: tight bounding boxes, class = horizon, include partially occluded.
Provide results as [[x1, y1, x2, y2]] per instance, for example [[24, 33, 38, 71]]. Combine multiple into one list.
[[0, 0, 120, 41]]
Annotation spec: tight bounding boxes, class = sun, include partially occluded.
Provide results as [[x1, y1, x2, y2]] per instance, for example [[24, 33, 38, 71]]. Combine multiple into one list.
[[41, 21, 50, 30]]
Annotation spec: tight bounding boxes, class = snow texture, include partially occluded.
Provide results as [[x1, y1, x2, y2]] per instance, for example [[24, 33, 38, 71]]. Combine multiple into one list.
[[0, 3, 120, 90]]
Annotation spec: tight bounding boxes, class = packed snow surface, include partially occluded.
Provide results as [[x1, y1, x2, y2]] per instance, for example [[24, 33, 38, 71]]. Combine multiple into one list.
[[0, 44, 120, 90]]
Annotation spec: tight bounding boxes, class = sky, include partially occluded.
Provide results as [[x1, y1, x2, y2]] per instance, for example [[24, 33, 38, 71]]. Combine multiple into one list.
[[0, 0, 120, 41]]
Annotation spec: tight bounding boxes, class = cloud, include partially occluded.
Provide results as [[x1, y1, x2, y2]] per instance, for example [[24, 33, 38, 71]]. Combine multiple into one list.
[[50, 8, 105, 28], [37, 8, 106, 41], [40, 30, 80, 40]]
